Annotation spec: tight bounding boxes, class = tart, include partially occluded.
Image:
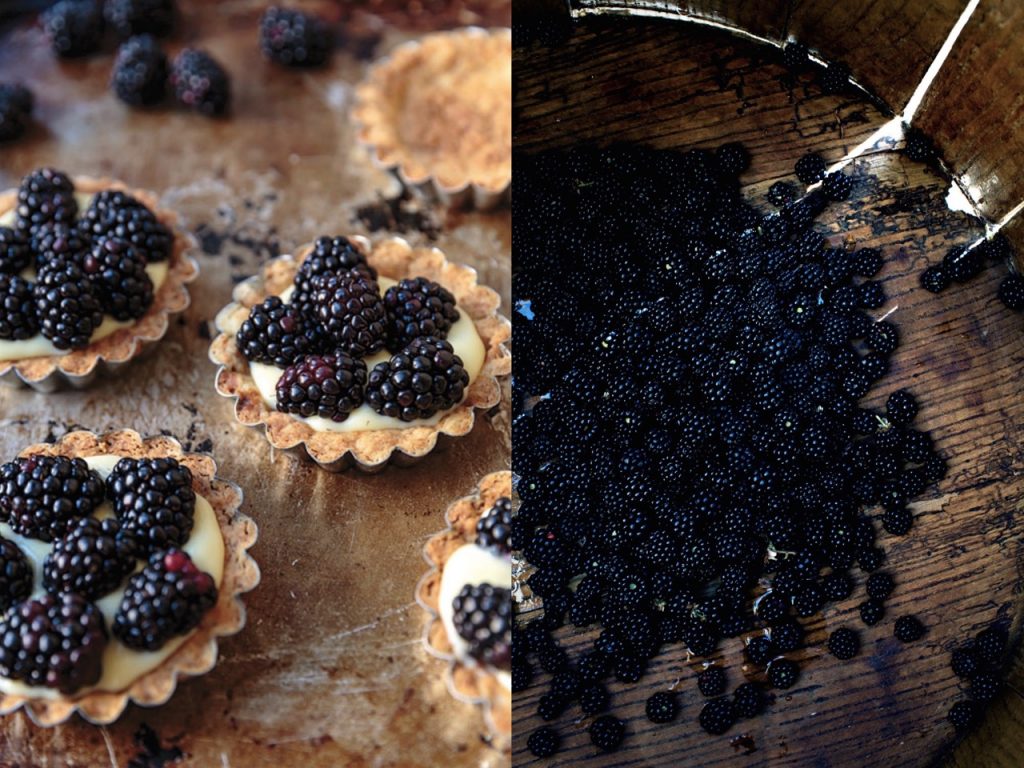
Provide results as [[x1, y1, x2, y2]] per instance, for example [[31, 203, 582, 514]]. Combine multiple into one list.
[[0, 168, 198, 392], [416, 471, 512, 745], [209, 235, 511, 471], [0, 429, 259, 726], [353, 27, 512, 210]]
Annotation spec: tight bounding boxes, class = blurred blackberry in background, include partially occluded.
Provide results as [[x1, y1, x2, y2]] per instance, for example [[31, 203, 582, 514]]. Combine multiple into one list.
[[0, 83, 33, 142], [170, 49, 231, 116], [43, 0, 103, 57], [112, 35, 169, 107], [104, 0, 176, 39], [260, 6, 332, 67]]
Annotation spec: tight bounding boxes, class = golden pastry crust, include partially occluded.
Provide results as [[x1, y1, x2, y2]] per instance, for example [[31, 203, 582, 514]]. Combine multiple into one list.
[[0, 177, 199, 391], [0, 429, 259, 727], [416, 471, 512, 745], [208, 236, 511, 472]]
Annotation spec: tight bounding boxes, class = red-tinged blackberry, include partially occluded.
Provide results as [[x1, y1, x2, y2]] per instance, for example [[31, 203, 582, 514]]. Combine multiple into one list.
[[771, 620, 804, 652], [106, 457, 195, 554], [767, 657, 798, 689], [822, 571, 854, 601], [0, 227, 30, 274], [971, 673, 1001, 701], [15, 168, 78, 237], [80, 190, 173, 264], [894, 615, 925, 642], [821, 60, 851, 94], [476, 496, 512, 555], [756, 591, 788, 623], [827, 627, 860, 660], [998, 274, 1024, 311], [111, 35, 169, 107], [170, 49, 231, 116], [0, 84, 33, 143], [699, 697, 736, 735], [0, 455, 105, 542], [537, 693, 565, 721], [859, 598, 885, 626], [42, 0, 103, 58], [312, 271, 387, 357], [366, 336, 469, 421], [0, 274, 39, 341], [920, 264, 950, 293], [292, 236, 375, 316], [795, 153, 826, 185], [112, 548, 217, 650], [237, 296, 316, 368], [951, 648, 980, 679], [975, 625, 1009, 664], [452, 582, 511, 669], [259, 6, 332, 68], [104, 0, 175, 39], [866, 572, 895, 600], [0, 537, 32, 612], [81, 238, 154, 321], [579, 682, 609, 715], [698, 665, 726, 697], [745, 635, 775, 666], [528, 726, 560, 758], [646, 690, 678, 723], [0, 592, 107, 693], [511, 660, 532, 692], [42, 517, 138, 600], [275, 352, 367, 421], [383, 277, 460, 352], [947, 700, 976, 731], [589, 715, 625, 752], [783, 40, 809, 69], [823, 171, 853, 201]]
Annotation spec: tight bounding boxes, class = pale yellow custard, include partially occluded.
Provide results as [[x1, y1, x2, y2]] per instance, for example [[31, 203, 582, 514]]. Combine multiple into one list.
[[0, 455, 224, 699]]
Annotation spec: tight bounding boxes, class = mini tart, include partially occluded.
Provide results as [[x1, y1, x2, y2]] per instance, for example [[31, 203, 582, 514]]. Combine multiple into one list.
[[353, 27, 512, 210], [415, 471, 511, 746], [208, 236, 511, 472], [0, 429, 259, 727], [0, 177, 198, 392]]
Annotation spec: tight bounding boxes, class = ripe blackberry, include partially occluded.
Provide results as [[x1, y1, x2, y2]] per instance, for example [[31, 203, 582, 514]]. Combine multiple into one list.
[[885, 390, 918, 426], [512, 659, 532, 692], [614, 653, 644, 682], [106, 457, 195, 554], [0, 227, 30, 274], [0, 84, 33, 143], [698, 665, 726, 697], [756, 591, 787, 622], [589, 715, 625, 752], [733, 682, 765, 718], [579, 682, 609, 714], [80, 190, 173, 264], [312, 271, 387, 357], [866, 572, 895, 600], [821, 61, 851, 94], [699, 697, 736, 735], [42, 517, 139, 600], [795, 153, 826, 185], [452, 583, 511, 668], [771, 620, 804, 652], [822, 572, 853, 601], [745, 635, 775, 666], [792, 581, 825, 618], [104, 0, 175, 39], [646, 691, 678, 723], [113, 548, 217, 650], [0, 592, 107, 693], [975, 625, 1009, 664], [0, 455, 105, 542], [259, 6, 332, 68], [858, 281, 886, 308], [383, 277, 460, 351], [947, 700, 976, 731], [292, 236, 375, 316], [537, 693, 565, 721], [527, 727, 560, 758], [366, 336, 469, 421], [81, 238, 153, 320], [0, 537, 32, 612], [0, 274, 39, 341], [951, 648, 979, 679], [170, 49, 231, 116], [859, 598, 885, 626], [783, 41, 809, 70], [716, 142, 750, 178], [476, 496, 512, 554], [15, 168, 78, 237], [894, 615, 925, 642], [42, 0, 103, 58], [866, 321, 899, 355], [768, 181, 795, 207], [767, 657, 798, 689], [31, 222, 91, 273], [998, 274, 1024, 312], [111, 35, 169, 107], [275, 352, 367, 422], [852, 247, 884, 278], [237, 296, 316, 368], [827, 627, 859, 660], [904, 127, 936, 164], [549, 669, 580, 700], [823, 171, 853, 201], [971, 673, 1000, 701], [920, 265, 950, 293]]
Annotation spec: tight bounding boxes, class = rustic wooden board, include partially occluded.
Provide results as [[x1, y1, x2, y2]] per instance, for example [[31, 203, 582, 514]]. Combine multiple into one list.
[[0, 1, 510, 766], [513, 18, 1024, 767]]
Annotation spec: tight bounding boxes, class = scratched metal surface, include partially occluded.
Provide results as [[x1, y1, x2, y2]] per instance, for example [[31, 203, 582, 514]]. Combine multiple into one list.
[[0, 1, 511, 766]]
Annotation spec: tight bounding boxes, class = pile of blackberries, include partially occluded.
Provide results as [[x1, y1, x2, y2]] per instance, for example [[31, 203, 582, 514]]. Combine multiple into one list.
[[946, 621, 1010, 731]]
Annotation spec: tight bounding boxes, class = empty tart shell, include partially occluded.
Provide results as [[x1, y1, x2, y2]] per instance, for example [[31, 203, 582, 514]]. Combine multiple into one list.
[[209, 235, 511, 472], [0, 429, 260, 727], [353, 27, 512, 210], [415, 470, 512, 747], [0, 177, 199, 393]]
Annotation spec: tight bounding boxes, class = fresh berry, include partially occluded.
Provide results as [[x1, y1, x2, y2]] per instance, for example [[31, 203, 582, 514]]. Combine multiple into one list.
[[111, 35, 169, 107], [823, 171, 853, 201], [15, 168, 78, 237], [292, 236, 375, 317], [951, 648, 979, 679], [0, 537, 33, 612], [866, 572, 895, 600], [511, 660, 532, 692], [106, 457, 195, 554], [822, 572, 854, 601], [312, 271, 387, 357], [904, 127, 936, 163], [0, 84, 32, 143], [821, 61, 850, 94], [783, 41, 809, 70], [971, 673, 1001, 702], [698, 665, 726, 697], [42, 0, 103, 58], [975, 625, 1009, 664], [0, 274, 39, 341], [699, 697, 736, 735], [42, 517, 139, 600], [998, 274, 1024, 311], [894, 615, 925, 642], [236, 295, 316, 368], [947, 700, 975, 731], [767, 657, 799, 689], [579, 682, 609, 714], [104, 0, 176, 39], [81, 238, 154, 321], [0, 227, 30, 274], [476, 496, 512, 554], [451, 582, 511, 669], [112, 548, 217, 650], [259, 6, 332, 67], [795, 153, 826, 185], [366, 336, 470, 421], [383, 276, 460, 351], [646, 691, 677, 723], [886, 391, 918, 426], [31, 221, 91, 271], [0, 455, 105, 542], [527, 726, 560, 758], [275, 352, 367, 422], [733, 682, 765, 718], [771, 620, 804, 652], [756, 591, 788, 622], [588, 715, 625, 752], [80, 190, 173, 264], [859, 598, 885, 626], [716, 142, 750, 178], [920, 264, 950, 293], [827, 627, 860, 660], [170, 49, 231, 116], [745, 635, 775, 666]]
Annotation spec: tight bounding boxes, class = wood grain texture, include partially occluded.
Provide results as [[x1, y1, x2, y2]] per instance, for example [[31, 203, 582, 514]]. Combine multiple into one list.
[[514, 18, 1024, 767], [571, 0, 790, 41]]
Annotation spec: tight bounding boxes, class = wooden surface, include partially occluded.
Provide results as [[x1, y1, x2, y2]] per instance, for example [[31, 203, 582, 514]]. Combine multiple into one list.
[[571, 0, 790, 41], [0, 1, 511, 766], [513, 18, 1024, 767]]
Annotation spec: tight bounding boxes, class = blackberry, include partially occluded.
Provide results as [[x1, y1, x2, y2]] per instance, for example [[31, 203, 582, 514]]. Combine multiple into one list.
[[106, 457, 195, 554], [768, 181, 795, 207], [237, 296, 316, 368], [795, 153, 826, 185], [512, 660, 532, 692], [579, 682, 609, 714], [975, 625, 1008, 664], [15, 168, 78, 237], [42, 0, 103, 57], [852, 247, 884, 278], [292, 236, 375, 316], [42, 517, 138, 600], [80, 190, 173, 264], [111, 35, 169, 107], [904, 127, 936, 164], [646, 691, 678, 723], [951, 648, 979, 679], [858, 281, 886, 308], [971, 673, 1000, 701], [537, 693, 565, 721], [947, 700, 976, 731], [733, 682, 765, 718], [0, 227, 31, 274], [998, 274, 1024, 311], [104, 0, 176, 39], [0, 537, 33, 612], [698, 665, 726, 697], [259, 6, 332, 68], [275, 352, 367, 422], [745, 635, 775, 666], [549, 669, 580, 700], [313, 271, 387, 357], [614, 653, 644, 683], [170, 49, 231, 116], [822, 571, 853, 601], [716, 142, 750, 178], [476, 496, 512, 554], [0, 455, 105, 542], [699, 697, 736, 735], [827, 627, 859, 660], [884, 390, 917, 426], [894, 615, 925, 642], [31, 221, 91, 271], [783, 41, 809, 70], [452, 583, 511, 668], [859, 598, 885, 626], [767, 657, 798, 689], [756, 591, 788, 622], [366, 336, 469, 421], [866, 572, 895, 600], [0, 83, 33, 143], [920, 265, 950, 293], [866, 321, 899, 355], [792, 581, 825, 617], [81, 238, 154, 320], [823, 171, 853, 201], [383, 277, 460, 351], [527, 727, 560, 758], [589, 715, 625, 752], [112, 548, 217, 650], [821, 61, 851, 94], [0, 274, 39, 341], [0, 592, 107, 693], [771, 620, 804, 652]]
